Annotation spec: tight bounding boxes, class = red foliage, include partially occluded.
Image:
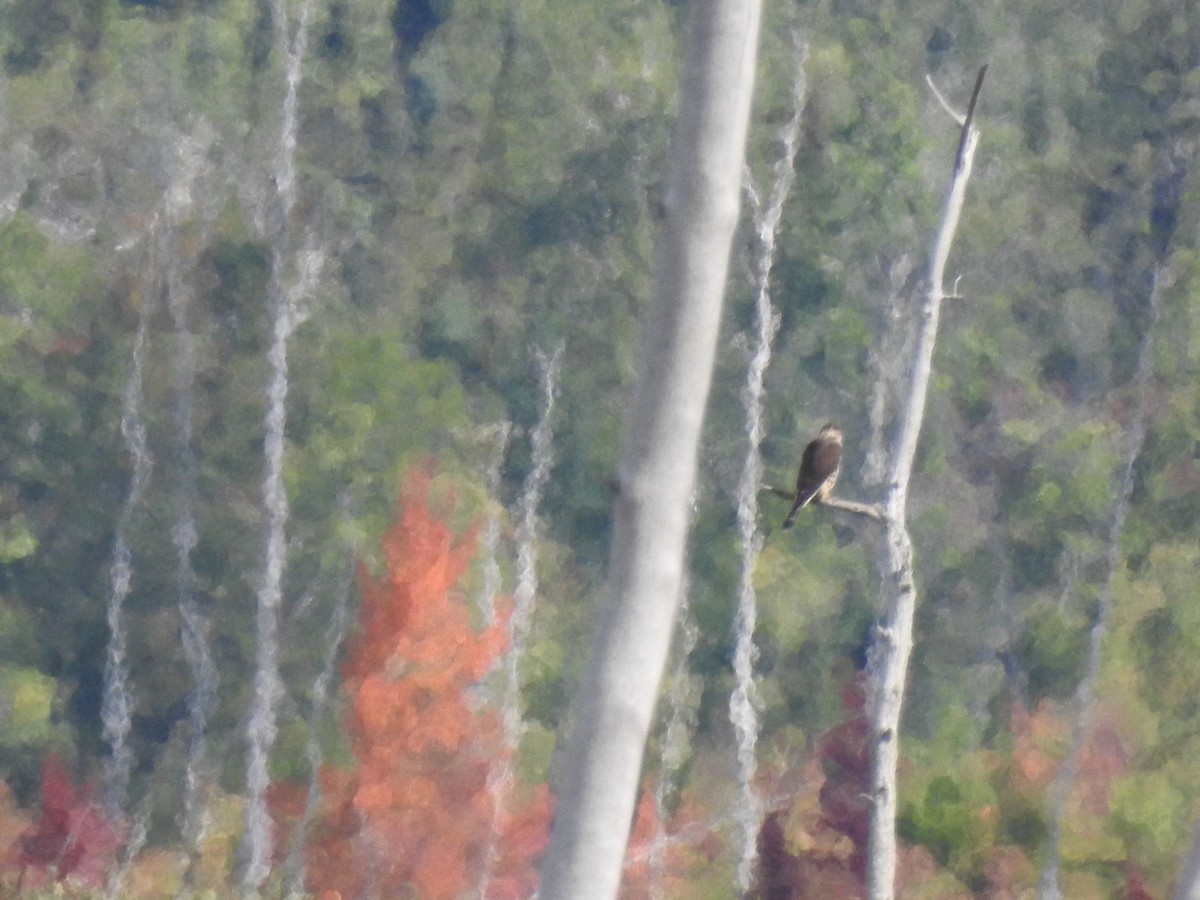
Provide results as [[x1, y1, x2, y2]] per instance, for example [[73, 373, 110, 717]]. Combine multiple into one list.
[[1123, 861, 1153, 900], [816, 678, 872, 877], [13, 755, 124, 889], [1076, 720, 1129, 816], [979, 845, 1037, 899], [752, 673, 871, 899], [304, 471, 553, 899], [754, 688, 1146, 899], [756, 809, 865, 900]]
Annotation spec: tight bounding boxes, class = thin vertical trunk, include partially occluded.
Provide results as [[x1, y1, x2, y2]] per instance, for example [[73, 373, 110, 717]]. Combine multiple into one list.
[[866, 67, 986, 900]]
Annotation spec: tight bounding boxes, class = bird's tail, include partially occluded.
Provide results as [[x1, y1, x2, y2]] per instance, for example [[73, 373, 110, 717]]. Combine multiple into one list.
[[782, 489, 820, 529]]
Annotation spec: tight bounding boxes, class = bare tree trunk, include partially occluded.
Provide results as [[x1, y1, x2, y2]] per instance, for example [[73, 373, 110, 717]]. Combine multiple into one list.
[[1037, 268, 1163, 899], [539, 2, 762, 897], [730, 36, 806, 892], [866, 67, 986, 900], [1176, 820, 1200, 900]]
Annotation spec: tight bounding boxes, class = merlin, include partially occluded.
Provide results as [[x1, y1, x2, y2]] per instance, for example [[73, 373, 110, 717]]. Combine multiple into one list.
[[782, 424, 843, 529]]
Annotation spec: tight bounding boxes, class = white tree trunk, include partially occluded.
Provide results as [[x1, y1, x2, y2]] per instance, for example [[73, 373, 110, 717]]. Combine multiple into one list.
[[539, 2, 762, 897], [866, 67, 985, 900], [1176, 821, 1200, 900]]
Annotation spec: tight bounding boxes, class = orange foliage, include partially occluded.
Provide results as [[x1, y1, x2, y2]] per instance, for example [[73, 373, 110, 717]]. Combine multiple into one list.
[[621, 783, 721, 899], [1008, 699, 1068, 791], [305, 471, 552, 899]]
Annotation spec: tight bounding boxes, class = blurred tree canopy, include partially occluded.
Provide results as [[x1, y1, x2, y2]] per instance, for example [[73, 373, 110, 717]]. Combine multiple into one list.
[[0, 0, 1199, 894]]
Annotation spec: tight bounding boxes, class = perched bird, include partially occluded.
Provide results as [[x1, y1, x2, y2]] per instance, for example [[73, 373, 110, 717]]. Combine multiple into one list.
[[782, 424, 843, 529]]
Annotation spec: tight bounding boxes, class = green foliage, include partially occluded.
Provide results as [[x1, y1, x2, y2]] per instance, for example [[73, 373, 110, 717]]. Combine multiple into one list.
[[0, 518, 37, 564], [1110, 771, 1186, 866], [1015, 602, 1089, 701], [753, 529, 874, 730], [1120, 543, 1200, 760], [2, 0, 1200, 891], [898, 709, 1005, 883], [290, 327, 472, 536], [900, 774, 996, 880], [0, 215, 92, 340], [0, 667, 56, 746]]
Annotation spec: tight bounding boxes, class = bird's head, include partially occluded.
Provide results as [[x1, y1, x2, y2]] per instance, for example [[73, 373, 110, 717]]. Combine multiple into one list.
[[820, 423, 843, 444]]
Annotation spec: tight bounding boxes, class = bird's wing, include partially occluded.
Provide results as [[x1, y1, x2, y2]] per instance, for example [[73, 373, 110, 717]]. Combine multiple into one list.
[[811, 440, 842, 493], [783, 441, 826, 528], [793, 439, 832, 504], [784, 437, 842, 528], [790, 477, 825, 512]]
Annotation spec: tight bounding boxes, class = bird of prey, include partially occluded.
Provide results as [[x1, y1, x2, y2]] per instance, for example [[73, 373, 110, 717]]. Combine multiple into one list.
[[782, 424, 843, 529]]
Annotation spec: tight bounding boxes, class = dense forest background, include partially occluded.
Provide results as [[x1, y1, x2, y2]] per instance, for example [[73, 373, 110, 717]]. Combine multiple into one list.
[[0, 0, 1198, 896]]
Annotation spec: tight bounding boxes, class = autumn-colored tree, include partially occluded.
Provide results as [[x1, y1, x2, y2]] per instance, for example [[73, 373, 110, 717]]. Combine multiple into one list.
[[753, 674, 872, 899], [305, 471, 552, 899], [753, 673, 959, 899], [10, 755, 124, 891], [620, 782, 722, 899], [1005, 700, 1069, 794]]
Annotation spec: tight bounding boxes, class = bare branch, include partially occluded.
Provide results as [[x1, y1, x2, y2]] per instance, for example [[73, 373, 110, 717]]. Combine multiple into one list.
[[925, 74, 965, 125], [866, 68, 986, 900], [820, 495, 884, 521], [763, 489, 884, 521], [762, 484, 796, 501], [926, 64, 988, 171], [953, 65, 988, 173]]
